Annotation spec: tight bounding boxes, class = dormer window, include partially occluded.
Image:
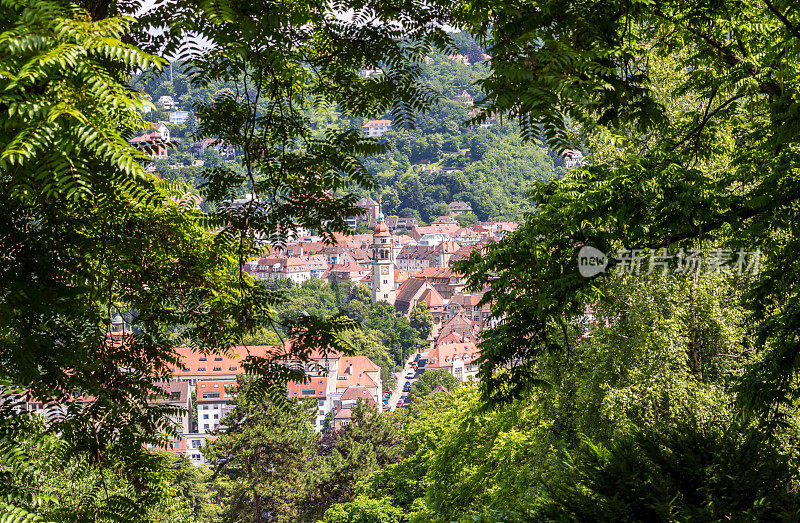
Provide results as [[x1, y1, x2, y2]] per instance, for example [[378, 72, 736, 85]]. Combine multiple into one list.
[[199, 357, 207, 361]]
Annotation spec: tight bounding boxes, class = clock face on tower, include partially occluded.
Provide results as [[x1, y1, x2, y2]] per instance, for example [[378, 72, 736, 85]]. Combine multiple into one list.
[[381, 265, 389, 275]]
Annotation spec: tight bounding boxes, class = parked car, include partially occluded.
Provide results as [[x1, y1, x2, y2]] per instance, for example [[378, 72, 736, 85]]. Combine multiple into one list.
[[405, 371, 415, 379]]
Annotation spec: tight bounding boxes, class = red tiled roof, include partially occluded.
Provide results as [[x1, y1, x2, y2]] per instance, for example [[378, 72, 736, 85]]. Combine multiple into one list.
[[336, 356, 380, 389], [197, 380, 237, 402], [363, 119, 392, 127], [287, 377, 328, 398], [340, 386, 377, 407]]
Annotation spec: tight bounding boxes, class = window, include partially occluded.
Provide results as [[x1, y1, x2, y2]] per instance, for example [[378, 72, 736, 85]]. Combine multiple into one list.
[[214, 357, 223, 361], [192, 440, 200, 448], [203, 392, 220, 399], [302, 388, 316, 396], [318, 399, 325, 406], [229, 366, 238, 371], [199, 357, 207, 361], [203, 405, 209, 410], [213, 414, 218, 419], [213, 384, 219, 388], [198, 367, 206, 371], [213, 367, 222, 371], [204, 424, 209, 431], [203, 414, 208, 419], [200, 384, 205, 388]]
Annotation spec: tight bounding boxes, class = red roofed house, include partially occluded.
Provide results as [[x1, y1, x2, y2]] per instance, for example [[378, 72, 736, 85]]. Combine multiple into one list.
[[196, 380, 237, 434], [427, 332, 481, 383], [328, 261, 370, 282], [333, 386, 378, 429], [445, 292, 490, 327], [287, 376, 332, 429], [438, 311, 479, 339], [246, 256, 310, 284], [448, 200, 473, 215], [410, 222, 461, 242], [336, 356, 382, 411], [363, 119, 392, 138], [129, 122, 171, 159], [408, 267, 464, 300]]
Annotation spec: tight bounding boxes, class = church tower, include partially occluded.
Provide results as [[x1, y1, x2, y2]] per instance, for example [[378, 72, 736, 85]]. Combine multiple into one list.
[[372, 213, 395, 304]]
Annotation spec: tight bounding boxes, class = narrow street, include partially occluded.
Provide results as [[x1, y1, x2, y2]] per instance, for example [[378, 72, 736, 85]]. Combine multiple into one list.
[[387, 351, 419, 411]]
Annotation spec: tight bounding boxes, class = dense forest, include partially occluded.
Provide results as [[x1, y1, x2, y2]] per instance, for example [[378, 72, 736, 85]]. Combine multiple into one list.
[[4, 0, 800, 521]]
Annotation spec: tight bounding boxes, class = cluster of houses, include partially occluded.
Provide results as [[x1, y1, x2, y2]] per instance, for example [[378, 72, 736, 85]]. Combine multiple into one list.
[[158, 344, 385, 464], [22, 209, 515, 466]]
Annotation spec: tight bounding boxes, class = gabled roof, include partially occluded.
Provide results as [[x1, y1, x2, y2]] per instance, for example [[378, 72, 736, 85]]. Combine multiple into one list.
[[394, 278, 434, 312], [419, 287, 444, 308], [340, 386, 377, 407], [336, 356, 380, 389]]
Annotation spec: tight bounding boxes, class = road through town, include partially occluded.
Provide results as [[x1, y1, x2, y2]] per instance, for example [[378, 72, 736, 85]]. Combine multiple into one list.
[[387, 351, 419, 411]]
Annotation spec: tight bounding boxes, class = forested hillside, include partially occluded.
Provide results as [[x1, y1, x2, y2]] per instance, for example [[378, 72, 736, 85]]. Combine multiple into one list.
[[132, 34, 566, 223]]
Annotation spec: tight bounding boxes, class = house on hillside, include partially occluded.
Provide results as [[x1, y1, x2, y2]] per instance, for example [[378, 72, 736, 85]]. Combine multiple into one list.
[[447, 54, 470, 65], [362, 119, 392, 138], [448, 201, 473, 216], [563, 149, 585, 168], [128, 122, 170, 159], [158, 95, 176, 109]]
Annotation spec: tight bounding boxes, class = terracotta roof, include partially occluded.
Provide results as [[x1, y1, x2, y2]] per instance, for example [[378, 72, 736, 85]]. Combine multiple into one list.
[[449, 292, 485, 308], [336, 356, 380, 389], [287, 377, 328, 398], [373, 220, 390, 236], [428, 338, 480, 368], [329, 262, 369, 274], [196, 380, 237, 402], [171, 344, 340, 378], [340, 386, 377, 407], [334, 407, 352, 420], [394, 268, 410, 284], [363, 119, 392, 127], [419, 287, 444, 307], [394, 278, 434, 312], [439, 312, 478, 338], [412, 267, 458, 280]]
